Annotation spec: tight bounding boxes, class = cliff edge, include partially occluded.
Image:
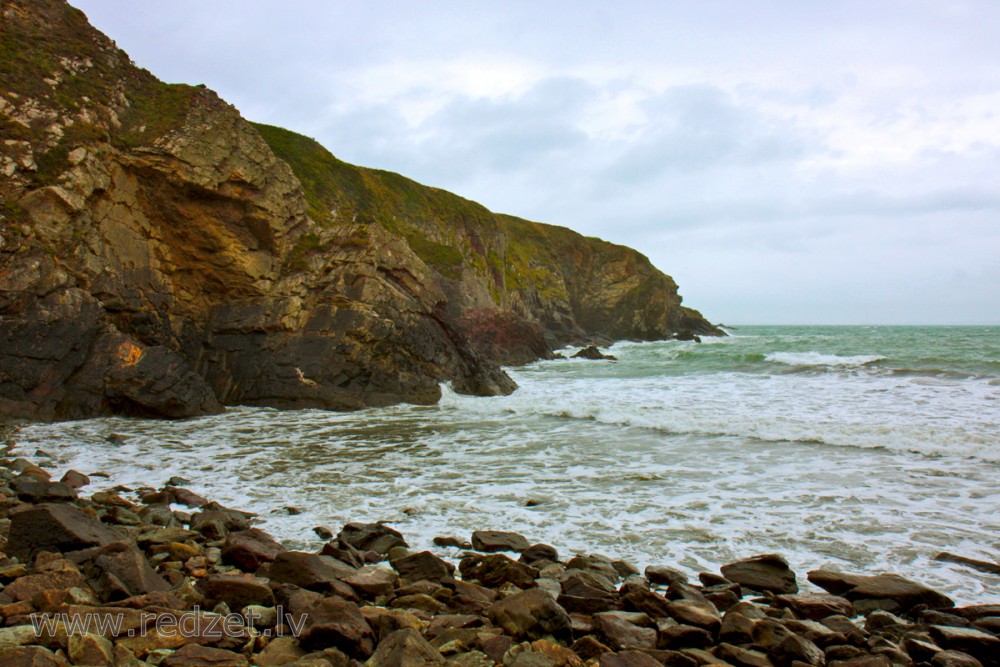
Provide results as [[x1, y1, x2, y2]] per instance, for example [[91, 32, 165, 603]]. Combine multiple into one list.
[[0, 0, 721, 421]]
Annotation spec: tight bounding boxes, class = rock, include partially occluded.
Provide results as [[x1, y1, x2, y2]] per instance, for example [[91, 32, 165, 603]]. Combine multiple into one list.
[[932, 651, 985, 667], [337, 523, 408, 555], [162, 644, 249, 666], [391, 550, 455, 584], [593, 613, 658, 651], [598, 651, 663, 667], [714, 642, 774, 667], [520, 544, 560, 564], [622, 585, 674, 619], [572, 346, 617, 361], [432, 536, 471, 549], [666, 600, 721, 632], [486, 588, 572, 641], [471, 530, 531, 553], [59, 469, 90, 488], [928, 626, 999, 666], [561, 570, 618, 599], [773, 593, 855, 620], [6, 503, 117, 559], [571, 636, 613, 661], [646, 566, 688, 586], [313, 526, 334, 540], [807, 570, 954, 611], [366, 628, 445, 666], [720, 554, 798, 594], [197, 574, 274, 609], [933, 553, 1000, 575], [0, 646, 71, 666], [460, 554, 539, 589], [719, 611, 758, 645], [659, 624, 715, 649], [253, 636, 307, 666], [565, 555, 619, 581], [268, 551, 356, 593], [299, 597, 375, 657], [221, 529, 285, 570], [344, 565, 398, 597], [768, 635, 824, 667], [67, 540, 171, 600], [9, 475, 77, 502]]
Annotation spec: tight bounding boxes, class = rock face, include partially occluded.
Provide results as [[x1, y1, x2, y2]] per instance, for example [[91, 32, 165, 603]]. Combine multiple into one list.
[[0, 0, 722, 422]]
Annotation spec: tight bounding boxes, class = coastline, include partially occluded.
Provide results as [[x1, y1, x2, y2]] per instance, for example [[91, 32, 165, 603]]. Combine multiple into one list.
[[1, 429, 997, 666]]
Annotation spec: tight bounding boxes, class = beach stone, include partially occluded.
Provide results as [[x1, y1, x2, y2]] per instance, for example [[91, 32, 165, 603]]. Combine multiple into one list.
[[450, 651, 495, 667], [472, 530, 531, 553], [720, 611, 758, 645], [68, 540, 170, 600], [299, 597, 375, 656], [366, 628, 445, 666], [768, 634, 824, 667], [461, 554, 538, 589], [197, 574, 274, 610], [268, 552, 356, 593], [953, 605, 1000, 621], [253, 636, 307, 666], [571, 636, 613, 661], [321, 538, 368, 568], [221, 528, 285, 570], [622, 585, 674, 618], [162, 643, 249, 666], [520, 543, 559, 564], [808, 570, 954, 611], [715, 642, 774, 667], [432, 535, 471, 549], [487, 588, 572, 640], [666, 581, 711, 604], [598, 651, 663, 667], [344, 565, 398, 597], [928, 625, 999, 665], [646, 566, 688, 586], [0, 645, 71, 666], [391, 550, 455, 584], [0, 565, 87, 603], [573, 346, 616, 361], [566, 555, 619, 581], [164, 486, 211, 508], [720, 554, 797, 594], [932, 651, 985, 667], [666, 599, 721, 632], [752, 619, 796, 651], [361, 607, 425, 642], [6, 503, 116, 559], [9, 475, 77, 502], [59, 469, 90, 488], [593, 613, 657, 651], [774, 593, 855, 620], [659, 624, 714, 649], [562, 570, 617, 599], [70, 634, 115, 665], [336, 522, 408, 555]]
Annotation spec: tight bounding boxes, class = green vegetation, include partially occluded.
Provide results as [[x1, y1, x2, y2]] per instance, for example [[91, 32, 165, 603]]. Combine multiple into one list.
[[115, 79, 196, 148]]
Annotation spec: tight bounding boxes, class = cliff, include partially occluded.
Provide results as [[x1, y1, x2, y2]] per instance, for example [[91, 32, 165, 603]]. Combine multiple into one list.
[[0, 0, 721, 422]]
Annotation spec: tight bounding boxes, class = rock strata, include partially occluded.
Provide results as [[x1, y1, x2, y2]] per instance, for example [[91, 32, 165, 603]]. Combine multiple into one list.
[[0, 447, 996, 667]]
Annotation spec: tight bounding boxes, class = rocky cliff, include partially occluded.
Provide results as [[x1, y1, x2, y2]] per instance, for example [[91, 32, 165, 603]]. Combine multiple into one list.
[[0, 0, 721, 422]]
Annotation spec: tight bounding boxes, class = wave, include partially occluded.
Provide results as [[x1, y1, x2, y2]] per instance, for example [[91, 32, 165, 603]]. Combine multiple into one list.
[[765, 351, 886, 368]]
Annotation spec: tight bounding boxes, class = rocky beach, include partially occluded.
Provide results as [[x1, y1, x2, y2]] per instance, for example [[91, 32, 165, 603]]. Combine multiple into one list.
[[1, 426, 997, 667]]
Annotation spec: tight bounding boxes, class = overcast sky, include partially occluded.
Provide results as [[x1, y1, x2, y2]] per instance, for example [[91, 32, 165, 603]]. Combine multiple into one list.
[[71, 1, 1000, 324]]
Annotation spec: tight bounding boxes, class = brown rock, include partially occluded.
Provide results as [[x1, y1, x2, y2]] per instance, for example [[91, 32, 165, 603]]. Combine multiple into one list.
[[67, 540, 170, 601], [268, 552, 356, 594], [593, 613, 657, 651], [658, 624, 714, 650], [460, 554, 538, 589], [520, 544, 559, 564], [571, 635, 613, 661], [343, 565, 398, 597], [720, 555, 797, 595], [6, 503, 117, 560], [666, 599, 721, 633], [646, 566, 689, 586], [59, 470, 90, 488], [197, 574, 274, 610], [715, 642, 774, 667], [622, 585, 674, 619], [774, 593, 855, 620], [486, 588, 572, 641], [599, 650, 662, 667], [391, 551, 455, 584], [299, 597, 374, 657], [253, 636, 307, 666], [0, 646, 71, 666], [928, 625, 999, 666], [221, 529, 285, 570], [768, 634, 824, 667], [336, 523, 408, 555], [471, 530, 531, 553], [932, 651, 985, 667], [808, 570, 954, 612], [162, 643, 249, 666], [366, 628, 445, 666]]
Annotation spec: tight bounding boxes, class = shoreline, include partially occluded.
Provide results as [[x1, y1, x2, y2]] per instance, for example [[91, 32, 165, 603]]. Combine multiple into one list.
[[1, 431, 997, 666]]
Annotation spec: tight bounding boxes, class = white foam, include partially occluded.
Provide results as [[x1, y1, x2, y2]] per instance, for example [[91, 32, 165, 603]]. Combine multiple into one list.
[[765, 351, 887, 367]]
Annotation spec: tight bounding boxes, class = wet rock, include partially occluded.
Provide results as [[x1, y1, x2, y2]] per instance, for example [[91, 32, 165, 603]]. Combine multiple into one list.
[[773, 593, 855, 620], [67, 540, 170, 600], [808, 570, 954, 612], [67, 632, 114, 665], [461, 554, 539, 589], [720, 554, 797, 595], [6, 503, 117, 560], [593, 613, 657, 651], [472, 530, 531, 553], [59, 469, 90, 488], [9, 475, 77, 502], [659, 624, 714, 650], [520, 544, 560, 564], [433, 536, 472, 549], [221, 529, 285, 570], [562, 570, 617, 599], [344, 565, 398, 597], [572, 346, 617, 361], [197, 574, 274, 610], [162, 643, 250, 666], [0, 645, 71, 666], [336, 522, 408, 555], [928, 625, 999, 666], [768, 634, 825, 667], [570, 635, 613, 661], [487, 588, 572, 641], [299, 597, 375, 657], [715, 642, 774, 667], [646, 566, 688, 587], [321, 538, 368, 568], [253, 636, 307, 666], [599, 651, 662, 667], [392, 550, 456, 584], [933, 552, 1000, 576], [566, 555, 620, 581], [622, 585, 674, 619], [268, 552, 357, 595], [666, 599, 721, 633], [367, 628, 445, 666], [932, 651, 985, 667], [720, 609, 760, 645], [313, 526, 333, 540]]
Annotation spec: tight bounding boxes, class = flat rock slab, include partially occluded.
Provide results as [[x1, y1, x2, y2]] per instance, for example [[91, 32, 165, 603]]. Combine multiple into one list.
[[472, 530, 531, 553], [7, 503, 117, 560], [808, 570, 954, 611], [720, 554, 798, 594]]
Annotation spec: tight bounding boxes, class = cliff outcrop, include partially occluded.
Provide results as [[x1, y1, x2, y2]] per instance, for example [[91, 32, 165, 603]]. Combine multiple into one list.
[[0, 0, 720, 421]]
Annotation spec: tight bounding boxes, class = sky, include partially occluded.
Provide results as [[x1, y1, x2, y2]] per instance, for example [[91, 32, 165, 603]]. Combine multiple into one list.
[[71, 1, 1000, 324]]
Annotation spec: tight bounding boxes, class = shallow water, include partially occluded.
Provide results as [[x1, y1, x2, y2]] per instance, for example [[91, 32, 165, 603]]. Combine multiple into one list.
[[17, 326, 1000, 604]]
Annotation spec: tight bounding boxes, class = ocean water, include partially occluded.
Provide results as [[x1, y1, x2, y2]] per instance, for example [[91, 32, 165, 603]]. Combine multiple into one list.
[[16, 326, 1000, 603]]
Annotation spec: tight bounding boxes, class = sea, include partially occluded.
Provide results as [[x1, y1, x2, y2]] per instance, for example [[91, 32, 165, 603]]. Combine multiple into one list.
[[16, 325, 1000, 603]]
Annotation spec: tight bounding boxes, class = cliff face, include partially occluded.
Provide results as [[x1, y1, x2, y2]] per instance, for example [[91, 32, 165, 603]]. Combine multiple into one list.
[[0, 0, 721, 422]]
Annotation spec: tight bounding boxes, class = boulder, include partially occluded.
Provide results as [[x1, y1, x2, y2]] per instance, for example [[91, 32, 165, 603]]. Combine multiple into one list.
[[299, 597, 375, 657], [344, 565, 398, 597], [720, 554, 798, 594], [9, 475, 77, 502], [773, 593, 855, 620], [593, 613, 657, 651], [221, 529, 285, 570], [645, 566, 688, 587], [460, 554, 538, 589], [197, 574, 274, 610], [391, 551, 455, 584], [66, 540, 171, 600], [6, 503, 117, 559], [928, 625, 999, 666], [0, 646, 71, 666], [366, 628, 445, 666], [486, 588, 572, 641], [268, 552, 356, 594], [807, 570, 954, 612], [67, 633, 114, 665], [162, 643, 249, 666], [471, 530, 531, 553], [336, 522, 408, 555], [520, 544, 560, 564], [572, 346, 617, 361]]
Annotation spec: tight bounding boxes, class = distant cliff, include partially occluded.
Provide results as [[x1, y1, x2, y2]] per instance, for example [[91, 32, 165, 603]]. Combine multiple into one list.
[[0, 0, 721, 422]]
